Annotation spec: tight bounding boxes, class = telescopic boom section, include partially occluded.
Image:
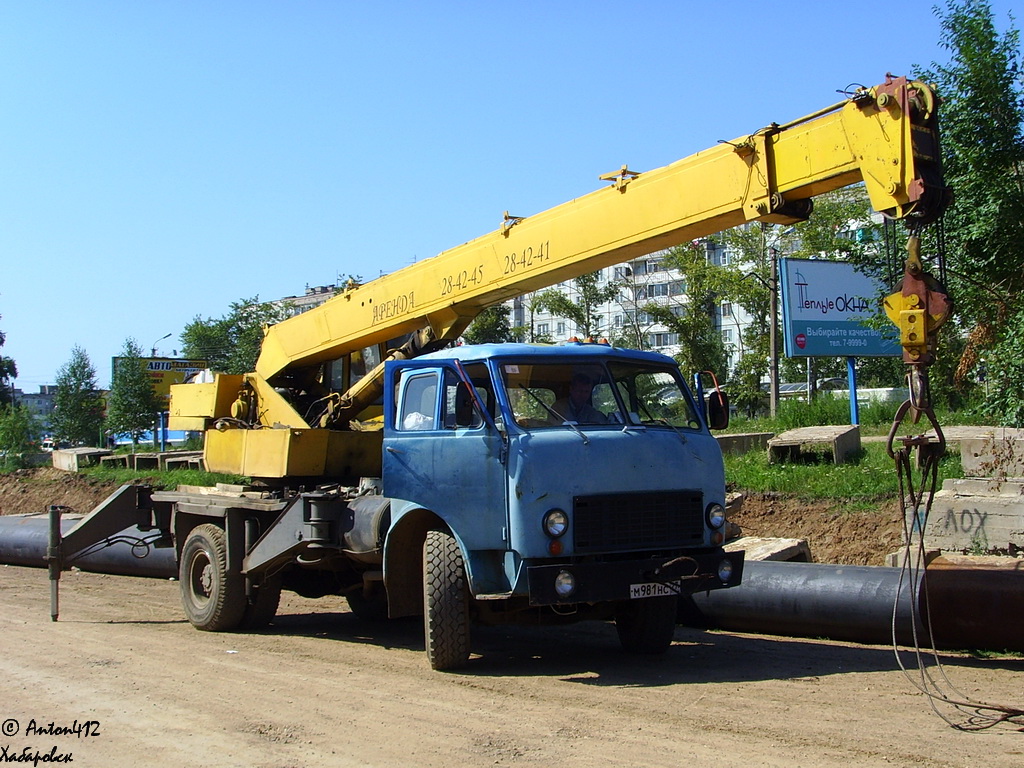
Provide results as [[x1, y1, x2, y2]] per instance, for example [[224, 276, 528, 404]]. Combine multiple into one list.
[[255, 75, 947, 382]]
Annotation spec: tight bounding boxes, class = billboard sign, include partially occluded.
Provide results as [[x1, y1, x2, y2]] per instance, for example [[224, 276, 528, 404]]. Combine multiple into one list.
[[779, 258, 899, 358], [113, 358, 209, 404]]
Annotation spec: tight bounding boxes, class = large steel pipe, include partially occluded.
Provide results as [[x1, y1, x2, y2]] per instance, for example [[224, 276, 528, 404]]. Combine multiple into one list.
[[920, 555, 1024, 652], [0, 515, 176, 578], [687, 559, 1024, 652], [685, 560, 924, 646]]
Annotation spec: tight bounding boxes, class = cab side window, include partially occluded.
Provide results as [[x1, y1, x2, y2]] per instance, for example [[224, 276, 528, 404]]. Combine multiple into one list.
[[398, 373, 438, 431], [442, 365, 493, 429]]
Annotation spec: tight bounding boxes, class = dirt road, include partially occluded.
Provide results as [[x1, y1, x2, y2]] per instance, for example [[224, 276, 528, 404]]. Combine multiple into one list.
[[1, 565, 1022, 767]]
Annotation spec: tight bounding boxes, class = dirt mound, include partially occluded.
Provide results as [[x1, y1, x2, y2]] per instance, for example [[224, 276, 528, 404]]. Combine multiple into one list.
[[0, 466, 124, 518], [0, 468, 906, 565], [732, 492, 905, 566]]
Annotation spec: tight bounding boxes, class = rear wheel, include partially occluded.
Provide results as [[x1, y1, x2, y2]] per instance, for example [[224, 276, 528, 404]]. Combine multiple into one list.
[[238, 574, 282, 630], [179, 524, 246, 631], [423, 529, 471, 670], [614, 595, 677, 654], [347, 584, 389, 622]]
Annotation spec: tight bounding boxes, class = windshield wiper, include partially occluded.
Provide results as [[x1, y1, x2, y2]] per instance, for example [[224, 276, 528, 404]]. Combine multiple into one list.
[[635, 400, 687, 443], [518, 385, 589, 445]]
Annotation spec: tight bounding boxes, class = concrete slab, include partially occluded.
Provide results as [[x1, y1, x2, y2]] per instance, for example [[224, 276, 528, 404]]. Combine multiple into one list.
[[725, 536, 813, 562], [162, 452, 204, 470], [51, 448, 112, 472], [129, 453, 160, 470], [717, 432, 773, 455], [767, 425, 860, 465]]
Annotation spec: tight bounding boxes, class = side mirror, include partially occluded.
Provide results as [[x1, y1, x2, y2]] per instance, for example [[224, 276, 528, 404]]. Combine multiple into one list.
[[706, 389, 729, 431]]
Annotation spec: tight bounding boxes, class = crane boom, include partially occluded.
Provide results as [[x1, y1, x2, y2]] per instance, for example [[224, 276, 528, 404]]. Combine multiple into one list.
[[255, 75, 945, 380], [170, 74, 947, 479]]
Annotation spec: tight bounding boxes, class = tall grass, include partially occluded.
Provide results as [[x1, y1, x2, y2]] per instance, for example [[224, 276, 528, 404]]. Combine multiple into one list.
[[77, 465, 248, 490], [723, 440, 963, 500], [727, 393, 985, 437]]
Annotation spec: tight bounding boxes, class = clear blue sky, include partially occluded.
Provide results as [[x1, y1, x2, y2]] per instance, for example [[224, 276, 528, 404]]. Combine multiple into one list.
[[0, 1, 1015, 389]]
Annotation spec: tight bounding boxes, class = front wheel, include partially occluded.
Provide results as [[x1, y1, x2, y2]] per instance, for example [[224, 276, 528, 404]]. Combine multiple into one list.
[[423, 529, 471, 670], [614, 595, 677, 654], [179, 524, 246, 631]]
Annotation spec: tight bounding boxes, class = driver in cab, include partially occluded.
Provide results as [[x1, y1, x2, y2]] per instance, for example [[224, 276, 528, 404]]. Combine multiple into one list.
[[550, 373, 608, 425]]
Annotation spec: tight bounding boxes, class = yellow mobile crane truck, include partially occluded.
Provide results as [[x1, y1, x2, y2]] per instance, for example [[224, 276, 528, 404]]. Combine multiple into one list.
[[50, 75, 948, 669]]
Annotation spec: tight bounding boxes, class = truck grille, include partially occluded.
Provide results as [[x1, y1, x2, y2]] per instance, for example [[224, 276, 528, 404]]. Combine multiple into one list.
[[572, 491, 704, 554]]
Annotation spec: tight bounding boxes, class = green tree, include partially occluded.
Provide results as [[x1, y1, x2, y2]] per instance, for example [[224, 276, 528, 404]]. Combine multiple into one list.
[[106, 338, 162, 446], [717, 222, 780, 397], [0, 320, 17, 407], [462, 305, 515, 344], [534, 272, 620, 339], [51, 346, 105, 447], [914, 0, 1024, 417], [982, 308, 1024, 426], [516, 292, 553, 343], [180, 296, 291, 374], [0, 404, 38, 468], [648, 242, 734, 379]]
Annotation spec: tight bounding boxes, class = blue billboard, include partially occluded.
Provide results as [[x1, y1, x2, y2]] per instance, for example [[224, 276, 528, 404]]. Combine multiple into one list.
[[779, 258, 899, 358]]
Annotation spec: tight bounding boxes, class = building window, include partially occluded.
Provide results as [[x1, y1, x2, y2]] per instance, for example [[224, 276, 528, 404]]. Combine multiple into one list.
[[647, 282, 669, 298], [613, 266, 632, 280], [556, 322, 565, 336], [626, 310, 651, 324], [537, 323, 549, 336], [649, 332, 678, 347], [721, 328, 734, 343], [721, 302, 733, 317]]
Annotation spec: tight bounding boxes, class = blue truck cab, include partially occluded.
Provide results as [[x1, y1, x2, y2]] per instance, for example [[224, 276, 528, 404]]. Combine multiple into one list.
[[382, 341, 743, 668]]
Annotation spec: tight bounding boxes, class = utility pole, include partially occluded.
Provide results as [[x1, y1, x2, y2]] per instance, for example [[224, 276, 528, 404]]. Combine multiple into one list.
[[768, 239, 780, 419]]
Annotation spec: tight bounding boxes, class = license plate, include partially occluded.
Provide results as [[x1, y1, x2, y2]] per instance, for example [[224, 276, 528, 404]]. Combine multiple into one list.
[[629, 581, 680, 599]]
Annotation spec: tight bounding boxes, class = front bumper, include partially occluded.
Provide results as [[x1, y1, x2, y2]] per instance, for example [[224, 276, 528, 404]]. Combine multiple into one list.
[[526, 549, 744, 606]]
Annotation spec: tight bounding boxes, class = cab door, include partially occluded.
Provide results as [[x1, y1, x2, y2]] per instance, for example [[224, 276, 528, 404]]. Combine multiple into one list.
[[382, 362, 508, 551]]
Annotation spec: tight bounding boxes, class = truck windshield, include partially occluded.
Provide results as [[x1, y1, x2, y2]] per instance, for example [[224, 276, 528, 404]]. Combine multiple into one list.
[[607, 362, 702, 429], [499, 360, 701, 431], [501, 362, 622, 428]]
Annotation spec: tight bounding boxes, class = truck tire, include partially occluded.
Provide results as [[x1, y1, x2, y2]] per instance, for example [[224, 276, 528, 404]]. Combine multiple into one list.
[[238, 574, 282, 630], [614, 595, 677, 654], [347, 585, 389, 622], [179, 523, 246, 632], [423, 528, 471, 670]]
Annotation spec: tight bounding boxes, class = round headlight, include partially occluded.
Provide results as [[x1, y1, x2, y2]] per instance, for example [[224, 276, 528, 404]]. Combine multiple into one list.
[[554, 570, 576, 597], [543, 509, 569, 538], [706, 502, 726, 530], [717, 559, 734, 583]]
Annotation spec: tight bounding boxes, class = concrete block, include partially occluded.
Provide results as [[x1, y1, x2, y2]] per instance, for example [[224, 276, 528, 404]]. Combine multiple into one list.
[[767, 425, 860, 465], [924, 484, 1024, 553], [960, 430, 1024, 478]]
